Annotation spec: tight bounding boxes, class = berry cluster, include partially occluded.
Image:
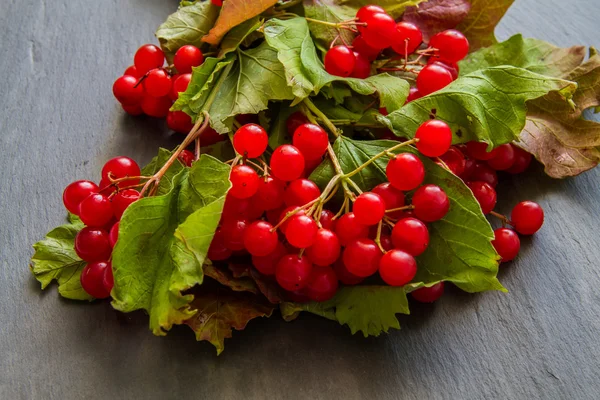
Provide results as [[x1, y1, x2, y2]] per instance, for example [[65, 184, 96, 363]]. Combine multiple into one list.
[[112, 43, 225, 146], [62, 157, 143, 298], [207, 118, 459, 303], [323, 5, 469, 98], [434, 141, 544, 262]]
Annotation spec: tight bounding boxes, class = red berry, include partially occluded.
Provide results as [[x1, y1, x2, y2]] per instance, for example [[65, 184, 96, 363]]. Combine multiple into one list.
[[141, 94, 172, 118], [124, 65, 142, 79], [361, 12, 397, 49], [492, 228, 521, 262], [391, 217, 429, 256], [233, 124, 268, 158], [134, 44, 165, 74], [305, 266, 339, 302], [352, 35, 381, 61], [343, 238, 382, 277], [211, 0, 223, 5], [333, 258, 364, 285], [417, 64, 454, 95], [356, 5, 385, 21], [285, 214, 318, 248], [439, 146, 466, 176], [63, 180, 99, 215], [143, 68, 172, 98], [102, 262, 114, 294], [276, 254, 313, 291], [221, 219, 248, 251], [379, 249, 417, 286], [229, 165, 259, 199], [353, 192, 386, 226], [80, 261, 111, 299], [371, 183, 405, 219], [109, 222, 119, 248], [411, 282, 444, 303], [415, 120, 453, 157], [246, 195, 266, 221], [79, 194, 114, 227], [284, 178, 320, 207], [278, 206, 304, 234], [113, 75, 144, 105], [102, 156, 141, 188], [380, 233, 394, 251], [178, 149, 195, 167], [208, 228, 233, 261], [428, 59, 459, 80], [487, 143, 516, 171], [335, 212, 370, 246], [506, 145, 532, 174], [429, 29, 469, 63], [256, 176, 285, 210], [122, 103, 144, 116], [471, 162, 498, 188], [306, 229, 341, 267], [303, 156, 323, 178], [325, 45, 356, 77], [252, 241, 286, 276], [351, 52, 371, 79], [466, 141, 496, 161], [406, 87, 422, 103], [75, 227, 112, 262], [170, 73, 192, 100], [270, 145, 305, 182], [467, 181, 496, 214], [392, 22, 423, 56], [293, 124, 329, 161], [461, 157, 477, 181], [511, 201, 544, 235], [318, 209, 336, 231], [286, 111, 309, 136], [386, 153, 425, 191], [243, 221, 278, 257], [412, 184, 450, 222], [174, 45, 204, 74], [112, 189, 140, 220], [167, 110, 194, 134]]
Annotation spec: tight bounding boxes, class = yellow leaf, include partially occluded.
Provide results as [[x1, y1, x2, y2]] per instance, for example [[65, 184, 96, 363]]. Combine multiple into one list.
[[202, 0, 278, 45]]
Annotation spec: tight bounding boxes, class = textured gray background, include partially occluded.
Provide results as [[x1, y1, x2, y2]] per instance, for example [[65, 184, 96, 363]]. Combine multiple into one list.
[[1, 0, 599, 399]]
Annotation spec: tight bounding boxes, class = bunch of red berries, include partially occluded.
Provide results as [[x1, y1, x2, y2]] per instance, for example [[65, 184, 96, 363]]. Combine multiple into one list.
[[207, 117, 460, 303], [324, 5, 469, 99], [62, 157, 143, 298], [435, 140, 544, 263]]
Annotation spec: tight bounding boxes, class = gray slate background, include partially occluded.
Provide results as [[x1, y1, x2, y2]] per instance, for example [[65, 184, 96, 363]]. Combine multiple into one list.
[[1, 0, 599, 399]]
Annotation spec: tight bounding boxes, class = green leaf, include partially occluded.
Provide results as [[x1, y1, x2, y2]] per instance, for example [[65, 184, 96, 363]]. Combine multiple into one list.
[[173, 43, 295, 133], [218, 17, 263, 57], [203, 0, 278, 45], [456, 0, 514, 50], [140, 148, 185, 196], [311, 137, 504, 293], [229, 263, 286, 303], [30, 216, 92, 301], [303, 0, 355, 50], [111, 155, 231, 336], [185, 287, 275, 355], [268, 102, 299, 150], [403, 0, 471, 42], [383, 66, 577, 147], [203, 263, 259, 294], [341, 0, 427, 19], [281, 286, 410, 337], [459, 35, 586, 77], [264, 17, 409, 104], [156, 1, 220, 62]]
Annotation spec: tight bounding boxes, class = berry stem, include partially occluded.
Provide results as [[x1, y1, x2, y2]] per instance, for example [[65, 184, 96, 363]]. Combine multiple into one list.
[[343, 138, 419, 179], [490, 211, 512, 227], [140, 111, 210, 197], [303, 98, 340, 137], [386, 205, 414, 213], [374, 220, 385, 253]]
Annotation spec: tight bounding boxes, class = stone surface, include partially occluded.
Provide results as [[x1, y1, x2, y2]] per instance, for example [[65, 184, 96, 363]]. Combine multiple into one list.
[[0, 0, 599, 399]]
